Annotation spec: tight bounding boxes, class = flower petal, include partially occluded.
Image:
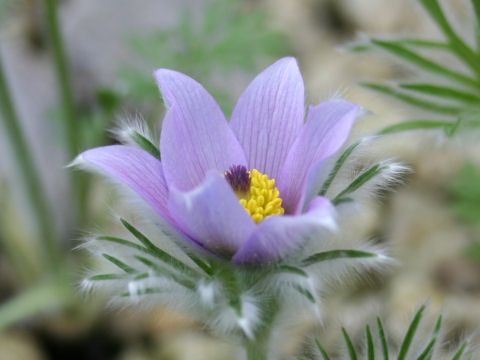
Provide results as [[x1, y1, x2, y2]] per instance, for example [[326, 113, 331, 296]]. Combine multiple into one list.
[[168, 172, 256, 258], [230, 57, 305, 180], [232, 196, 336, 265], [278, 99, 361, 214], [75, 145, 170, 220], [155, 69, 247, 191]]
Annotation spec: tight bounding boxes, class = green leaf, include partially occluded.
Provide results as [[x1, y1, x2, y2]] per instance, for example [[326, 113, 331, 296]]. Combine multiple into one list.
[[97, 235, 147, 252], [119, 218, 201, 277], [291, 284, 315, 303], [370, 39, 480, 90], [102, 253, 136, 273], [274, 265, 309, 277], [366, 325, 375, 360], [186, 254, 213, 276], [302, 249, 377, 267], [315, 339, 332, 360], [134, 255, 196, 290], [377, 119, 456, 135], [319, 140, 362, 196], [451, 342, 468, 360], [346, 38, 449, 53], [416, 338, 436, 360], [361, 83, 461, 115], [377, 317, 389, 360], [472, 0, 480, 51], [333, 163, 389, 205], [397, 305, 426, 360], [88, 273, 127, 281], [417, 315, 443, 360], [399, 83, 480, 103], [418, 0, 480, 76], [130, 131, 160, 159], [390, 38, 450, 49], [342, 327, 358, 360]]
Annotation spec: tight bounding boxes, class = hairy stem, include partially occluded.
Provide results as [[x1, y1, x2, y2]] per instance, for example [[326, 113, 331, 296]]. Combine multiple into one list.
[[243, 298, 279, 360]]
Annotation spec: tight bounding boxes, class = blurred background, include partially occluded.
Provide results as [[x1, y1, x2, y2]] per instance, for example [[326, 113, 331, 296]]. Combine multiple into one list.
[[0, 0, 479, 359]]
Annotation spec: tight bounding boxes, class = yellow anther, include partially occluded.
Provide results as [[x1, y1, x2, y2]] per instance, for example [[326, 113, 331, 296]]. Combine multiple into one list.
[[237, 168, 285, 224]]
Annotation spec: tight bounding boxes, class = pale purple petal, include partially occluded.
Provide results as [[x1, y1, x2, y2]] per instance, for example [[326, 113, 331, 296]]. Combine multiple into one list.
[[168, 172, 256, 258], [232, 196, 336, 265], [230, 57, 305, 180], [155, 69, 247, 191], [76, 145, 171, 220], [278, 99, 361, 214]]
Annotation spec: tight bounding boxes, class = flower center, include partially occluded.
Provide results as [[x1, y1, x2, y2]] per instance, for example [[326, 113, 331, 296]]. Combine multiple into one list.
[[225, 165, 285, 223]]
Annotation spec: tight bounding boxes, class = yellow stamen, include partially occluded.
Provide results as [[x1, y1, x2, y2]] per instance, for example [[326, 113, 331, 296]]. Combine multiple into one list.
[[238, 169, 285, 223]]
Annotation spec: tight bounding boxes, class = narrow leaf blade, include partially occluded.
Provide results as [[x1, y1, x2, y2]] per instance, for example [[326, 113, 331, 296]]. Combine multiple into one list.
[[303, 249, 377, 267], [398, 305, 426, 360], [342, 327, 358, 360]]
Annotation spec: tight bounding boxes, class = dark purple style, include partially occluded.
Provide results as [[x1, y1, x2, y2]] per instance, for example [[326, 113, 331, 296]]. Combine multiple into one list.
[[77, 58, 361, 265], [224, 165, 251, 193]]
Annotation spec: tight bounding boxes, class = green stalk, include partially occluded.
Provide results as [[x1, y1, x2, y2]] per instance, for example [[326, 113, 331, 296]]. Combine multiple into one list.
[[0, 52, 60, 270], [44, 0, 88, 224], [243, 299, 279, 360], [44, 0, 78, 157]]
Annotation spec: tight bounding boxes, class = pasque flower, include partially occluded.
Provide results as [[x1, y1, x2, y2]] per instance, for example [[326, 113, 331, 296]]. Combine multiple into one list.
[[77, 57, 360, 266]]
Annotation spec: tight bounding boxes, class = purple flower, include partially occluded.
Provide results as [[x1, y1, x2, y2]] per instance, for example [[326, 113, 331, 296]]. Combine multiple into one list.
[[77, 57, 361, 265]]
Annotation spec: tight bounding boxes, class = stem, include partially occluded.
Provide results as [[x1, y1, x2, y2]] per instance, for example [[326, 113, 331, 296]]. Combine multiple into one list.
[[243, 298, 280, 360], [0, 51, 60, 270], [44, 0, 89, 225], [44, 0, 78, 157]]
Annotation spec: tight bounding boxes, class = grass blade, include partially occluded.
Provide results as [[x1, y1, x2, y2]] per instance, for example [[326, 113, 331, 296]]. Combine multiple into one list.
[[97, 235, 147, 252], [342, 328, 358, 360], [370, 39, 480, 90], [102, 253, 136, 273], [418, 0, 480, 76], [120, 218, 200, 277], [315, 339, 332, 360], [134, 255, 196, 290], [361, 83, 461, 115], [377, 119, 456, 135], [88, 273, 127, 281], [399, 83, 480, 103], [366, 325, 375, 360], [302, 249, 377, 267], [451, 342, 468, 360], [346, 39, 448, 52], [274, 265, 309, 277], [377, 317, 389, 360], [416, 339, 435, 360], [333, 163, 389, 205], [319, 140, 362, 196], [292, 284, 315, 303], [416, 315, 443, 360], [398, 305, 426, 360]]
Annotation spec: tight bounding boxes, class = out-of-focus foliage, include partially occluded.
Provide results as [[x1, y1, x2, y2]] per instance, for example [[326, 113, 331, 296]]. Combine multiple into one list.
[[449, 162, 480, 262], [0, 0, 16, 24], [450, 162, 480, 225], [313, 306, 471, 360], [348, 0, 480, 137], [118, 0, 290, 114]]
